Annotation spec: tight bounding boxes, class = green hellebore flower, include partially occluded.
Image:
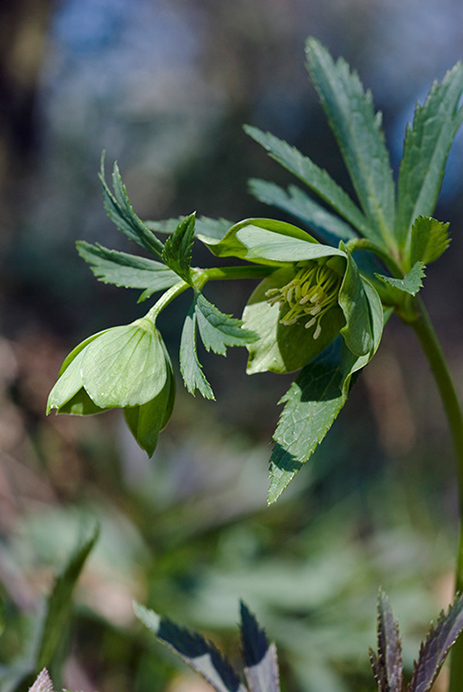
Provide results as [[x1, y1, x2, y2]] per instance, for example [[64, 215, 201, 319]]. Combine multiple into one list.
[[47, 318, 175, 455], [200, 218, 382, 374]]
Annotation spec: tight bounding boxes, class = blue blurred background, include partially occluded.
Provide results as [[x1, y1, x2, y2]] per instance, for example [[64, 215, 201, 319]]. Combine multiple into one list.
[[1, 2, 463, 691]]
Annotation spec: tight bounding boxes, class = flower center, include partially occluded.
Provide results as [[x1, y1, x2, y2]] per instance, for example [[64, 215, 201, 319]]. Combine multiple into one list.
[[265, 260, 342, 339]]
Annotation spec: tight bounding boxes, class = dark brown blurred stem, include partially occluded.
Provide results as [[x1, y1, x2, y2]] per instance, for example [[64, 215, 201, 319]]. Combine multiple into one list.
[[410, 297, 463, 692]]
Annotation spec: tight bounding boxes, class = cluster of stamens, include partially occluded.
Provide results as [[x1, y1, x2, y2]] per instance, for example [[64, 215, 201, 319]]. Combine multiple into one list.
[[265, 260, 342, 339]]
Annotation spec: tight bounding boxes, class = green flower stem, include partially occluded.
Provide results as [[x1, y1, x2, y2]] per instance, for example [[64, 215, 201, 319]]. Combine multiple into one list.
[[410, 297, 463, 692], [146, 280, 190, 321], [193, 265, 275, 291]]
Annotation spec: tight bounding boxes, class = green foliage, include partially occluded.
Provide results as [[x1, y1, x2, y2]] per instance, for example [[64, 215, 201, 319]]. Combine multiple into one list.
[[47, 36, 463, 500]]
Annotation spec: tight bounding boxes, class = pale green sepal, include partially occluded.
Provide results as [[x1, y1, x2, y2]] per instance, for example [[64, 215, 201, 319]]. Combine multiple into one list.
[[58, 388, 106, 415], [338, 253, 373, 356], [82, 320, 167, 408], [410, 216, 450, 266], [375, 262, 425, 297], [201, 218, 319, 263], [242, 267, 345, 374], [58, 329, 111, 376], [235, 225, 346, 263], [124, 346, 175, 456], [47, 348, 86, 414]]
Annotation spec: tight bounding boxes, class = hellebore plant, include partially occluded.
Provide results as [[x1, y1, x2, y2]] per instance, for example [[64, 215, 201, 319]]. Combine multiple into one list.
[[47, 37, 463, 690]]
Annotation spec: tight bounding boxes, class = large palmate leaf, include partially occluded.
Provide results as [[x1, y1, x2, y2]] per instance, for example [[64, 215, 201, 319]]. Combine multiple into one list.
[[135, 604, 247, 692], [245, 126, 373, 240], [76, 242, 179, 301], [195, 293, 257, 356], [161, 213, 196, 283], [395, 62, 463, 251], [179, 303, 215, 400], [369, 591, 403, 692], [240, 603, 280, 692], [306, 38, 396, 250], [249, 178, 357, 244], [99, 161, 164, 259]]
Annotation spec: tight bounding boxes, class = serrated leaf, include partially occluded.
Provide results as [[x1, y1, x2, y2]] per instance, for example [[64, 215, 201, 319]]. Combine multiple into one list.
[[179, 303, 215, 400], [99, 160, 164, 258], [195, 293, 257, 356], [410, 216, 450, 267], [162, 213, 196, 282], [36, 526, 99, 669], [249, 178, 357, 244], [395, 62, 463, 250], [409, 594, 463, 692], [135, 603, 246, 692], [76, 241, 179, 300], [245, 126, 373, 240], [28, 670, 55, 692], [369, 591, 403, 692], [268, 350, 346, 503], [240, 602, 280, 692], [306, 38, 395, 249], [375, 262, 425, 297], [268, 278, 383, 503]]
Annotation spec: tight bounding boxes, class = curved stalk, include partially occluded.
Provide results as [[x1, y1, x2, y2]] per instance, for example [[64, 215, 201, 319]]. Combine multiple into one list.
[[410, 297, 463, 692]]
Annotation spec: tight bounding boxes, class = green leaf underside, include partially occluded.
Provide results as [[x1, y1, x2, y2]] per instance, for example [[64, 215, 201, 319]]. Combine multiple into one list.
[[375, 262, 425, 296], [306, 38, 395, 249], [268, 278, 383, 503], [135, 603, 246, 692], [395, 62, 463, 248], [180, 304, 215, 400], [249, 178, 357, 243], [162, 213, 195, 282], [37, 527, 99, 669], [369, 591, 403, 692], [245, 125, 373, 240], [204, 217, 321, 264], [100, 161, 164, 259], [146, 216, 232, 243], [235, 225, 346, 264], [242, 267, 345, 374], [195, 293, 258, 355], [409, 593, 463, 692], [240, 602, 280, 692], [124, 360, 175, 457], [410, 216, 450, 266], [76, 241, 179, 299]]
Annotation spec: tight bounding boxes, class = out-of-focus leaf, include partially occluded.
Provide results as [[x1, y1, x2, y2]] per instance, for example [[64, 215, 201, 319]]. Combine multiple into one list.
[[36, 526, 99, 670], [240, 602, 280, 692], [76, 242, 178, 300], [306, 38, 395, 250], [409, 593, 463, 692], [147, 216, 232, 242], [99, 160, 164, 259], [410, 216, 450, 267], [244, 126, 372, 240], [134, 603, 246, 692], [162, 213, 195, 282], [369, 590, 403, 692], [249, 178, 357, 244], [375, 262, 425, 297], [395, 63, 463, 248]]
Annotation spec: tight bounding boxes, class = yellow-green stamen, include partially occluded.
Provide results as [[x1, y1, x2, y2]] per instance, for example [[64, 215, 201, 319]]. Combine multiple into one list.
[[265, 260, 342, 339]]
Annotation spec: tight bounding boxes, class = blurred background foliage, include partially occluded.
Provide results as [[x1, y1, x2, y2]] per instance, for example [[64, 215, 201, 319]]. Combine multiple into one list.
[[1, 1, 463, 691]]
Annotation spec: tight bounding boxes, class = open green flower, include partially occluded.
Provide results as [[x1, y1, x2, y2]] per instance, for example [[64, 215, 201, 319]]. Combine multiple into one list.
[[200, 218, 382, 374], [47, 317, 175, 455]]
